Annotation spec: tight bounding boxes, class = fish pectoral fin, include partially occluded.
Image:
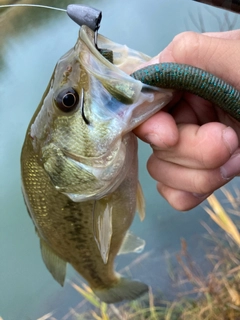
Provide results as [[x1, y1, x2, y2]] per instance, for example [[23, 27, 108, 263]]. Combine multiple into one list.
[[118, 231, 145, 255], [40, 239, 67, 286], [93, 277, 148, 303], [93, 199, 113, 264], [137, 182, 145, 221]]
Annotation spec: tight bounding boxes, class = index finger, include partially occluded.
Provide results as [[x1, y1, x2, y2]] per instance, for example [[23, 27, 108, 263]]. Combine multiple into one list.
[[133, 110, 179, 148]]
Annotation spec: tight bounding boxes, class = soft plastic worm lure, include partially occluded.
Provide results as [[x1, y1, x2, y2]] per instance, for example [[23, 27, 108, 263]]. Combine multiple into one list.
[[131, 63, 240, 120]]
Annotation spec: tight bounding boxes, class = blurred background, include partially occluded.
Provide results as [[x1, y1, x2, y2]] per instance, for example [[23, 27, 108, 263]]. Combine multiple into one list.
[[1, 0, 240, 319]]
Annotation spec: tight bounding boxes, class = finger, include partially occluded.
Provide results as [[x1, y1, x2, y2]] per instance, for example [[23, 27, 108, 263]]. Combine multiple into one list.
[[150, 123, 238, 169], [147, 148, 240, 196], [157, 150, 240, 211], [204, 30, 240, 40], [171, 93, 219, 124], [133, 111, 179, 147], [156, 182, 210, 211], [157, 31, 240, 89], [147, 154, 224, 195]]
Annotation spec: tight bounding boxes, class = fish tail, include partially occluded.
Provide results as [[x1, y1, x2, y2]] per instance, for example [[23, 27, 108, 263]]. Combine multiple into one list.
[[93, 278, 149, 304]]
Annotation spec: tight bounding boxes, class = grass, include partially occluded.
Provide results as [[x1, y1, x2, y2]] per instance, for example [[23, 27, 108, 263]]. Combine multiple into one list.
[[62, 287, 183, 320]]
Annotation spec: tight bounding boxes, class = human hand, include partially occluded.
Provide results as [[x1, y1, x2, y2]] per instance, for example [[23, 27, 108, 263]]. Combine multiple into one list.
[[134, 30, 240, 211]]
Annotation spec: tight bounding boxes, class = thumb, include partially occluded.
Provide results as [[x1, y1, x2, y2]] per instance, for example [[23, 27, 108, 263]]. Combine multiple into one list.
[[153, 31, 240, 90]]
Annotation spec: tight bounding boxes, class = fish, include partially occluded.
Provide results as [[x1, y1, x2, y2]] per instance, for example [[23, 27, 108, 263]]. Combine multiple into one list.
[[21, 23, 172, 304]]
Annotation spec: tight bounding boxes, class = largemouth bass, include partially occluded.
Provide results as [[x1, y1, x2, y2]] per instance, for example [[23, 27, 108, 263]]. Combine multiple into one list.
[[21, 22, 172, 303]]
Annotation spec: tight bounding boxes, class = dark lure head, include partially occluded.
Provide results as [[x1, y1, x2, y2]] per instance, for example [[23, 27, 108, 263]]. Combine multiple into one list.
[[67, 4, 102, 31]]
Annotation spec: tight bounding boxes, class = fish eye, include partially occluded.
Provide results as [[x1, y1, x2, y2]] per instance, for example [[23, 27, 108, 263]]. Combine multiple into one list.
[[55, 87, 79, 112]]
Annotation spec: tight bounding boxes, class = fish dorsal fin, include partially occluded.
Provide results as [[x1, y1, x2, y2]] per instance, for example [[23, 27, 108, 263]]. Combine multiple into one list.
[[93, 199, 113, 264], [137, 182, 145, 221], [40, 239, 67, 286], [118, 231, 145, 255]]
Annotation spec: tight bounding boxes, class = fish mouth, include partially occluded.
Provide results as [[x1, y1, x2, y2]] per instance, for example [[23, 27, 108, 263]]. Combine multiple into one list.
[[79, 26, 143, 106], [78, 26, 173, 133]]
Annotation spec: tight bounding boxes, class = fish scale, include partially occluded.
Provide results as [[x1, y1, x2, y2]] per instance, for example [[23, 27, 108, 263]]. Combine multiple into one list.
[[22, 137, 120, 289]]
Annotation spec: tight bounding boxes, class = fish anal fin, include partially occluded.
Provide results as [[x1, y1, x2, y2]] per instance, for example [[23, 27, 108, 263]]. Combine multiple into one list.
[[118, 231, 145, 255], [40, 239, 67, 286], [93, 278, 148, 303], [137, 182, 145, 221]]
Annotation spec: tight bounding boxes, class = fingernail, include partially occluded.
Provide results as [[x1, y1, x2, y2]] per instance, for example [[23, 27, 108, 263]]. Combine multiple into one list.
[[220, 150, 240, 180], [192, 192, 211, 200], [222, 126, 238, 154], [144, 133, 169, 149], [144, 133, 162, 145]]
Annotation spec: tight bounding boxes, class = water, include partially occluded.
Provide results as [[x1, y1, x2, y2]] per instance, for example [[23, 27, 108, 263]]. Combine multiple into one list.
[[1, 0, 240, 319]]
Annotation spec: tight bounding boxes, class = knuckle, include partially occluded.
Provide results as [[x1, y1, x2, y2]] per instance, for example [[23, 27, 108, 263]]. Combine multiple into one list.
[[147, 154, 159, 179], [157, 183, 200, 211], [192, 171, 220, 194], [198, 151, 218, 169], [171, 31, 201, 63]]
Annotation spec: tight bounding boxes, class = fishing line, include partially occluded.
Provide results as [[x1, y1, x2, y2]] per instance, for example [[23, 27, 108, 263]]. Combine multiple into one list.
[[0, 4, 66, 12], [0, 4, 103, 49]]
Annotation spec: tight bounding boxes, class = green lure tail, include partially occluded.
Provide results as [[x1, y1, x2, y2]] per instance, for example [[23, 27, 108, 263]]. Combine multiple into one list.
[[131, 63, 240, 121]]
